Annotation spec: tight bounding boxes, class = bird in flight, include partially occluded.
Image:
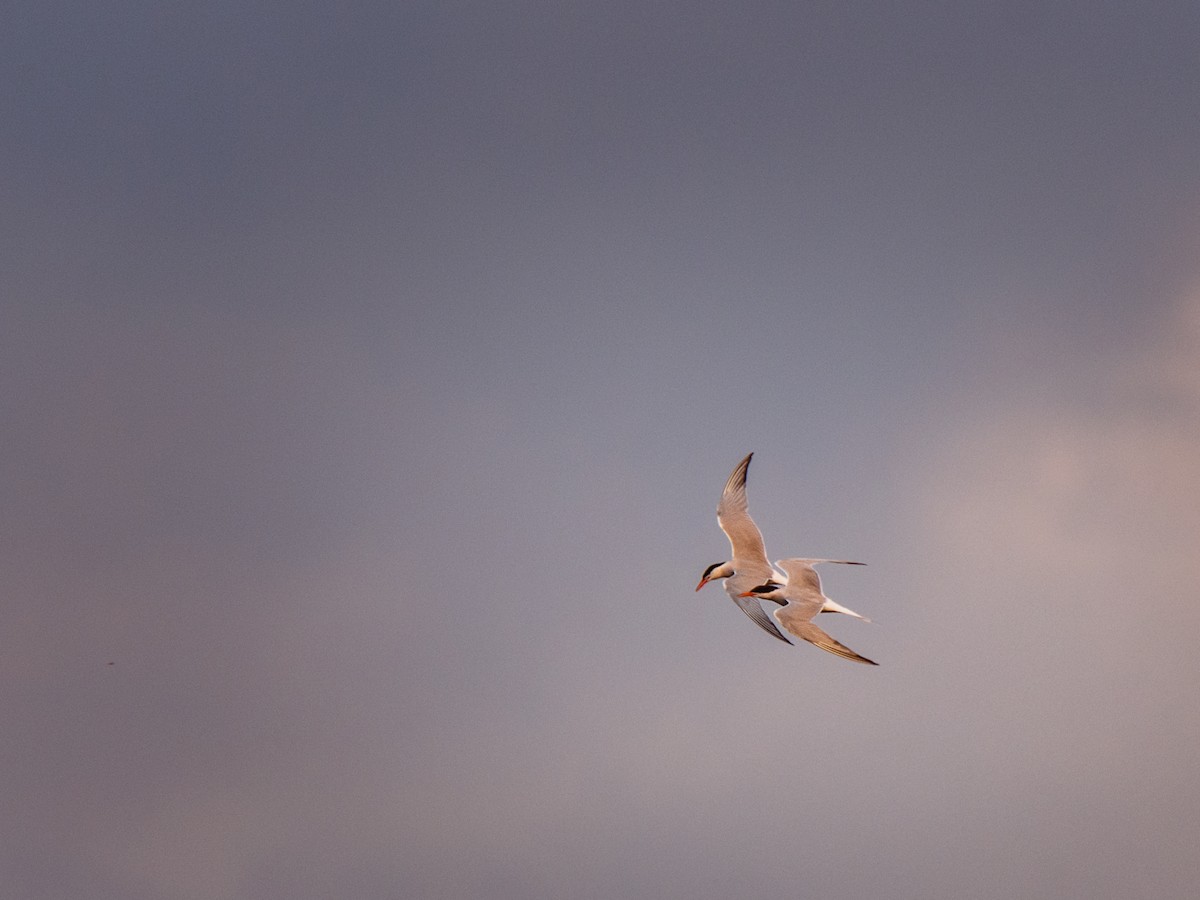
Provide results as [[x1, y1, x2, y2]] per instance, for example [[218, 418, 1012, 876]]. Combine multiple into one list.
[[740, 558, 878, 665], [695, 453, 870, 643]]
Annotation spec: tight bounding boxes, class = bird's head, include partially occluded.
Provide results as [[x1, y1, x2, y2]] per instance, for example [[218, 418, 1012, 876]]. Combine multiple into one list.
[[737, 581, 784, 599], [695, 561, 734, 591]]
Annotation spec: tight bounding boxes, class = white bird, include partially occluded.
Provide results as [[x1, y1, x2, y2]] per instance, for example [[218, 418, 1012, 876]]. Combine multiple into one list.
[[695, 453, 870, 643], [739, 558, 878, 666]]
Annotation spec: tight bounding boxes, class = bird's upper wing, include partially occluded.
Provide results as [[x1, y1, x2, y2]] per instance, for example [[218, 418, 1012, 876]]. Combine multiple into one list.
[[779, 558, 866, 568], [717, 453, 768, 565], [773, 559, 827, 602], [775, 558, 870, 620]]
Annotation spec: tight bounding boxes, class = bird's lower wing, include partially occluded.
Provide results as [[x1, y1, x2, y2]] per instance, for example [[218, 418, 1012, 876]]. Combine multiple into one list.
[[731, 593, 792, 644], [790, 621, 877, 665]]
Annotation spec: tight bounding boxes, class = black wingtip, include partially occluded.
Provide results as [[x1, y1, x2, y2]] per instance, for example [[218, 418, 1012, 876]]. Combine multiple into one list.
[[723, 453, 755, 495]]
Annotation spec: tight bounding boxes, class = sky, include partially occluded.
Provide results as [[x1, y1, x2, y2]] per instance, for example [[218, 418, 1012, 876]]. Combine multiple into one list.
[[4, 2, 1200, 898]]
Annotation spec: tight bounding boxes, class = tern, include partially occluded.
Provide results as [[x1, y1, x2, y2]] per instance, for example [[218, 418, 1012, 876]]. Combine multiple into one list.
[[739, 558, 878, 665], [695, 454, 870, 643]]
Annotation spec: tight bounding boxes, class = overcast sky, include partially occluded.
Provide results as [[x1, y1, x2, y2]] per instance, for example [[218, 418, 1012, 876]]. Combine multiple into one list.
[[5, 3, 1200, 898]]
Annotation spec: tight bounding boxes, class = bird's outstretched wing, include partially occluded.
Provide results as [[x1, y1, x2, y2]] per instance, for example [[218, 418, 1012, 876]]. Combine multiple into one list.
[[717, 453, 768, 565], [728, 584, 792, 644], [776, 603, 878, 665]]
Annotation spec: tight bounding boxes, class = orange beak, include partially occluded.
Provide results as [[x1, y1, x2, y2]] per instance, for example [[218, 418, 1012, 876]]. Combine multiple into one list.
[[694, 578, 709, 592], [737, 590, 756, 598]]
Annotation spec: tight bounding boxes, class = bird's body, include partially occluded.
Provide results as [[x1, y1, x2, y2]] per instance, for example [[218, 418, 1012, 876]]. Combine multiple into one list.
[[740, 558, 878, 666], [695, 454, 870, 642]]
